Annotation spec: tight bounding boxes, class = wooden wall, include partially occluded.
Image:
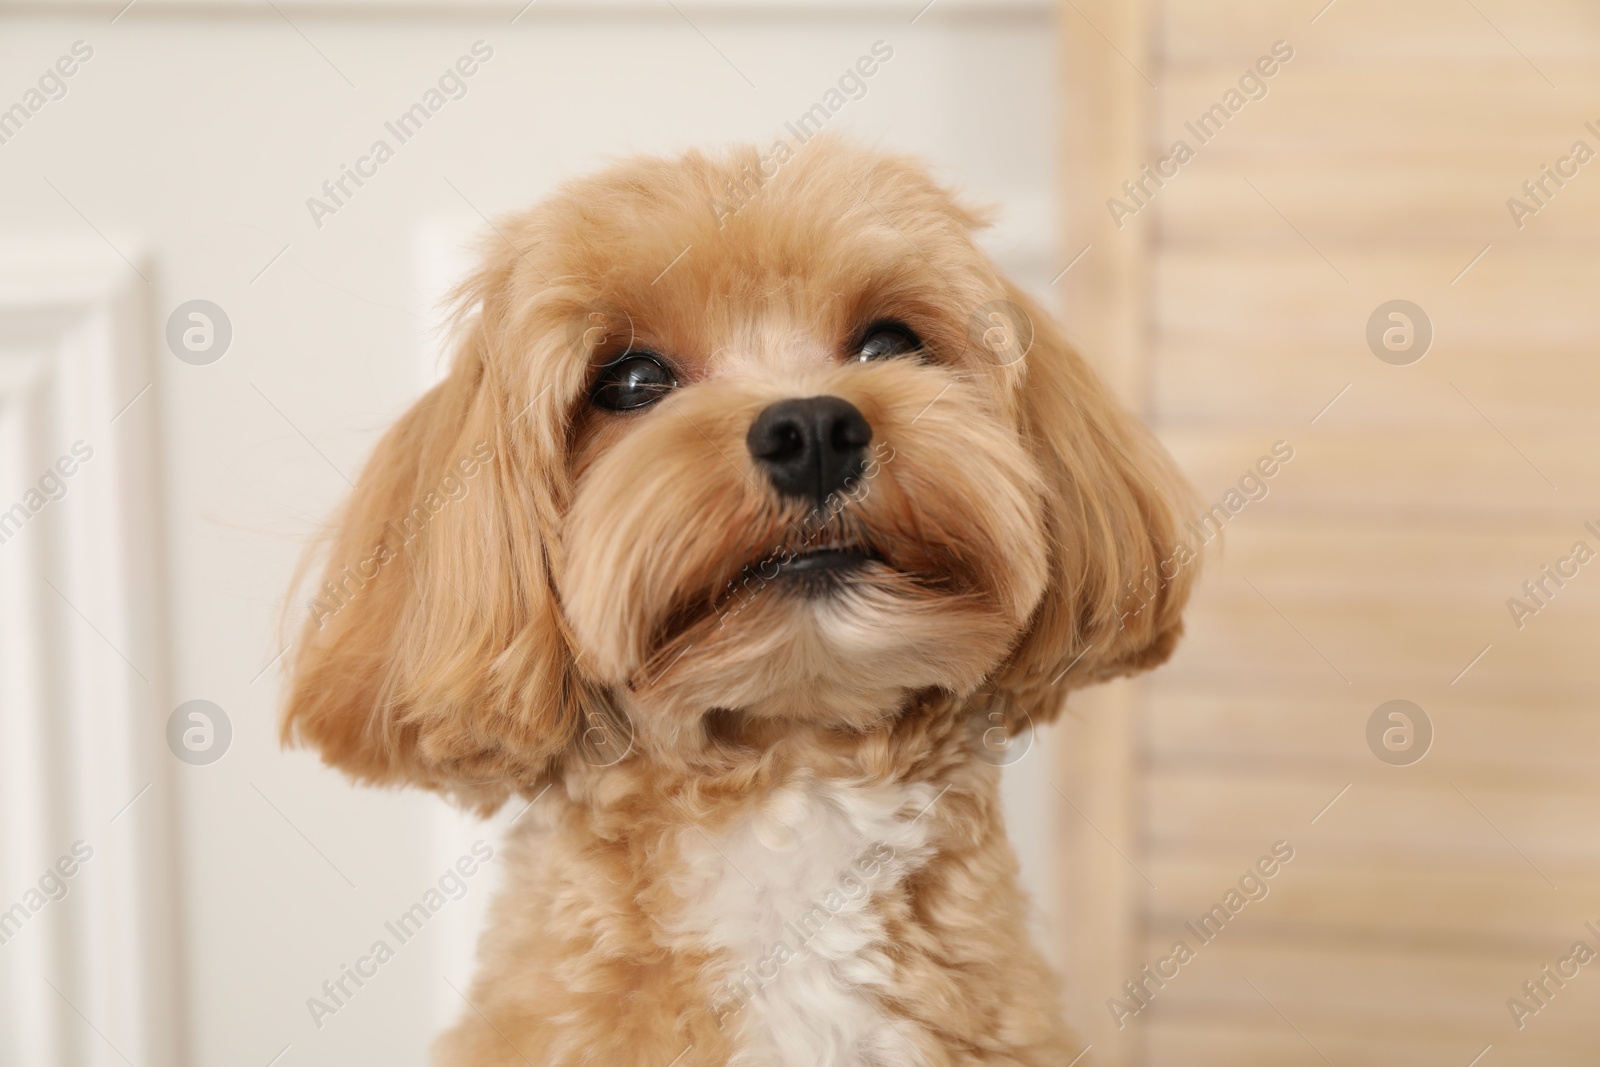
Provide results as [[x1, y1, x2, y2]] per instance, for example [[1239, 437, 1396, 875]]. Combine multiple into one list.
[[1054, 1, 1600, 1063]]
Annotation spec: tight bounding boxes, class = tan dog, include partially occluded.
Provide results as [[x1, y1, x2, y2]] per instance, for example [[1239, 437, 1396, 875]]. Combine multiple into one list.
[[281, 139, 1194, 1066]]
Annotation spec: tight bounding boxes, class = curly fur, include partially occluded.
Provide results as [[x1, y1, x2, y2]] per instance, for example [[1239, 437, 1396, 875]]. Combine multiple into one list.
[[280, 138, 1195, 1065]]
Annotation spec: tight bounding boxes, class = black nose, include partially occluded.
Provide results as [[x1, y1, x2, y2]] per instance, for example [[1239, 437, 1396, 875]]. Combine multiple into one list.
[[746, 396, 872, 505]]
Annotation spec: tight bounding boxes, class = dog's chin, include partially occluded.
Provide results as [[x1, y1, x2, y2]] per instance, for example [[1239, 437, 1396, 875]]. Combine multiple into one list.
[[616, 553, 1025, 731]]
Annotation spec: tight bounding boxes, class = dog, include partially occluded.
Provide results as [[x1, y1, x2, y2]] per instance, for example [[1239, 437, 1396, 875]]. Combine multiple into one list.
[[281, 138, 1195, 1066]]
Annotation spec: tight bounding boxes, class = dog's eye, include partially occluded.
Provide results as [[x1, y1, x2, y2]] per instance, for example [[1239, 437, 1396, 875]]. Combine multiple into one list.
[[854, 322, 921, 363], [591, 352, 677, 411]]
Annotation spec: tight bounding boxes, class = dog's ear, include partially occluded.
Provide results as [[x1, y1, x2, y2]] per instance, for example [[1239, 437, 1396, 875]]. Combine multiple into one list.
[[280, 252, 592, 811], [990, 283, 1198, 726]]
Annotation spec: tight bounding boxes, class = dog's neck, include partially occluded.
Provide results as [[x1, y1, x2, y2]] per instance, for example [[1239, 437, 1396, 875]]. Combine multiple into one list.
[[515, 688, 1004, 1067], [579, 687, 972, 797]]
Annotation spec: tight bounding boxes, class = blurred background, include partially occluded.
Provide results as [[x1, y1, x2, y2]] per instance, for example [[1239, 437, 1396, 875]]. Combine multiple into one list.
[[0, 1, 1595, 1065]]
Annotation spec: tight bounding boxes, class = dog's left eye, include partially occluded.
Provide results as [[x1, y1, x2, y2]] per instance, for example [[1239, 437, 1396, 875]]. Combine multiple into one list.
[[591, 352, 677, 411], [854, 322, 922, 363]]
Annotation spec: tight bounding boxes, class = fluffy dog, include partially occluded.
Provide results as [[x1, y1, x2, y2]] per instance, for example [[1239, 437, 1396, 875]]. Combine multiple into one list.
[[282, 139, 1194, 1066]]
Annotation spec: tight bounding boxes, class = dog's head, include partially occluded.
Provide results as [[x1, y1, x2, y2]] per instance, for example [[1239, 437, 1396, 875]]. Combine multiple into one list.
[[280, 140, 1195, 806]]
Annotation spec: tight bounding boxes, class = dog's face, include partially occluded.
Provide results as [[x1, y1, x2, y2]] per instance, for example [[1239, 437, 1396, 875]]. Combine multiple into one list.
[[559, 156, 1054, 733], [281, 140, 1194, 805]]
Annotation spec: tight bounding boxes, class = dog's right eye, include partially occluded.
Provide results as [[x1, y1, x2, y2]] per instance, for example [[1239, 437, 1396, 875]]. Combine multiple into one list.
[[854, 321, 922, 363], [591, 352, 677, 411]]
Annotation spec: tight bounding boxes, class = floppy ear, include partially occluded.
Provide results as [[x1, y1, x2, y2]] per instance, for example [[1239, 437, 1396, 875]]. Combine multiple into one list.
[[991, 283, 1198, 727], [280, 257, 594, 811]]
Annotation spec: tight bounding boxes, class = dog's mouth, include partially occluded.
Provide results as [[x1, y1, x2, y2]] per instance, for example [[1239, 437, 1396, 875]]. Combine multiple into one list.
[[736, 530, 886, 591], [773, 544, 876, 576]]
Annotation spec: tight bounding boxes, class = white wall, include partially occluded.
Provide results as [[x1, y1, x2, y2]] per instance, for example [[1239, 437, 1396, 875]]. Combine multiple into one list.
[[0, 4, 1058, 1064]]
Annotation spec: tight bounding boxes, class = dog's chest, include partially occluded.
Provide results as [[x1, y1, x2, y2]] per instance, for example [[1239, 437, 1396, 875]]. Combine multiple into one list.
[[666, 777, 936, 1067]]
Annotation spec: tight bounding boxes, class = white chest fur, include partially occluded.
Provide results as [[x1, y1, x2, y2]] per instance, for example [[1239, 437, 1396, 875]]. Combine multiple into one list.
[[666, 776, 938, 1067]]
